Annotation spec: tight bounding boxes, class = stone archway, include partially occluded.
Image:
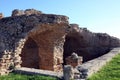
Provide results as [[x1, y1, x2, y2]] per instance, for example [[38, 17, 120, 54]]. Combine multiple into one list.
[[13, 23, 68, 72], [20, 37, 40, 69], [0, 10, 70, 75]]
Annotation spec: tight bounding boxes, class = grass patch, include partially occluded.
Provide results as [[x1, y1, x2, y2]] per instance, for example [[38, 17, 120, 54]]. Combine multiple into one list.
[[88, 53, 120, 80], [0, 73, 57, 80]]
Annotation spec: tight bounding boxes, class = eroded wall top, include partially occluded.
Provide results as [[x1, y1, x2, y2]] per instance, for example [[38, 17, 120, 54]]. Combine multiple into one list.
[[0, 9, 69, 53], [0, 9, 69, 75]]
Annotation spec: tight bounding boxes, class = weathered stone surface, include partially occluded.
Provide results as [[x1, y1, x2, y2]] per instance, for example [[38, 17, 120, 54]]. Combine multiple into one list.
[[64, 24, 120, 63], [12, 9, 25, 16], [14, 67, 63, 79], [0, 9, 120, 76], [12, 9, 42, 16], [66, 53, 82, 68], [24, 9, 42, 16], [0, 9, 69, 75], [0, 13, 3, 19], [78, 47, 120, 77], [63, 48, 120, 80]]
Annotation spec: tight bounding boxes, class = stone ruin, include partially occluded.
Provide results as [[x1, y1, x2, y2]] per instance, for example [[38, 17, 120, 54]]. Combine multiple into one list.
[[0, 9, 69, 75], [0, 13, 3, 19], [65, 53, 82, 68], [0, 9, 120, 76], [64, 24, 120, 63]]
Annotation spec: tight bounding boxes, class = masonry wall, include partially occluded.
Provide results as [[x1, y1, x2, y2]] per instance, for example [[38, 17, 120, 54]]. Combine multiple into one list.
[[0, 9, 69, 75], [64, 24, 120, 63]]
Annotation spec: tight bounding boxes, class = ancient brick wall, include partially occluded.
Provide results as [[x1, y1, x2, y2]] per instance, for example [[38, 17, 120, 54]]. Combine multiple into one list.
[[0, 9, 69, 75], [66, 53, 82, 68]]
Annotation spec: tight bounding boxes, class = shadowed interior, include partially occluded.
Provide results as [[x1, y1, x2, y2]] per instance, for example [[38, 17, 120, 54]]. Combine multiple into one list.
[[20, 37, 40, 69], [63, 35, 111, 65]]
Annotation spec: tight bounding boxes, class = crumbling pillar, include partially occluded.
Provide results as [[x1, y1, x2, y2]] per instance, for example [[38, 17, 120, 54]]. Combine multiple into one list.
[[0, 8, 69, 75]]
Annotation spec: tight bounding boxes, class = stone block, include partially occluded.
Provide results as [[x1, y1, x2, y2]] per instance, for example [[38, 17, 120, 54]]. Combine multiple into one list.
[[0, 8, 120, 76], [0, 13, 3, 19], [66, 53, 82, 68], [63, 65, 74, 80]]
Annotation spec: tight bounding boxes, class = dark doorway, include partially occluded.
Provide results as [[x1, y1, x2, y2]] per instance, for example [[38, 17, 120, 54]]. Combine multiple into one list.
[[63, 35, 111, 65], [63, 34, 93, 65], [20, 37, 40, 69]]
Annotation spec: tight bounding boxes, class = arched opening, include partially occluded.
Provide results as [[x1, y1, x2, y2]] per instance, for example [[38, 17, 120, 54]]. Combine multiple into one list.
[[20, 37, 40, 69], [63, 35, 90, 65], [63, 34, 112, 65], [18, 24, 68, 72]]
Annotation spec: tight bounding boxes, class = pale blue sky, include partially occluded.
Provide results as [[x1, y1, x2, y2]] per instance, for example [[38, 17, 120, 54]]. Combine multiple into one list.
[[0, 0, 120, 38]]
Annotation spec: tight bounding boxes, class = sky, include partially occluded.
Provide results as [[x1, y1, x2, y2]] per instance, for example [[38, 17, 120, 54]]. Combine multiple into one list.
[[0, 0, 120, 38]]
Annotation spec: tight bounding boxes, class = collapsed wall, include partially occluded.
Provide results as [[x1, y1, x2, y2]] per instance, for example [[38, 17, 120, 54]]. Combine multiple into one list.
[[64, 24, 120, 62]]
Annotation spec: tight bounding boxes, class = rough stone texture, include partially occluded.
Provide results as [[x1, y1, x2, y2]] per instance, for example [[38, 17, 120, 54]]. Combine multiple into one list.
[[66, 53, 82, 68], [64, 48, 120, 80], [77, 47, 120, 78], [64, 24, 120, 63], [14, 67, 63, 79], [0, 9, 69, 75], [12, 9, 42, 16], [0, 13, 3, 19]]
